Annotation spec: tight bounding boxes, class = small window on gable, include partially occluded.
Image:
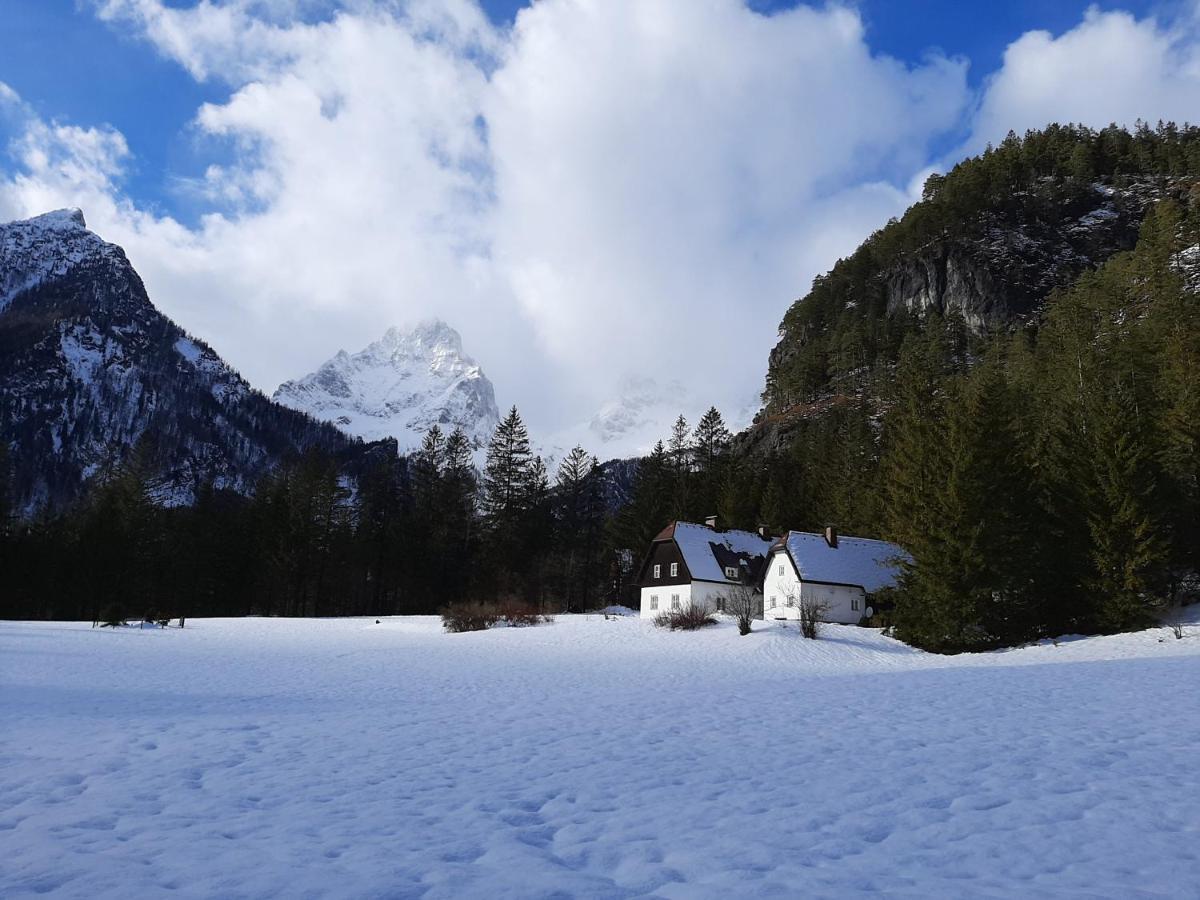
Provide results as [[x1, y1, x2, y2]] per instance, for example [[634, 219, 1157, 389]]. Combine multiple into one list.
[[650, 595, 659, 610], [778, 565, 784, 577], [671, 594, 681, 609], [670, 562, 678, 577], [725, 566, 738, 579], [653, 564, 661, 579]]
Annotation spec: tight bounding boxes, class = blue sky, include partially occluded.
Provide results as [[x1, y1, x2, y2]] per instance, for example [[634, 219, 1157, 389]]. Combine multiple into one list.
[[0, 0, 1162, 221], [0, 0, 1195, 448]]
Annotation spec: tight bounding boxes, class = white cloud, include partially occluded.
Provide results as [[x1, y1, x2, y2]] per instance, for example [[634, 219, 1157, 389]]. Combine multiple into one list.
[[969, 6, 1200, 151], [49, 1, 1200, 452]]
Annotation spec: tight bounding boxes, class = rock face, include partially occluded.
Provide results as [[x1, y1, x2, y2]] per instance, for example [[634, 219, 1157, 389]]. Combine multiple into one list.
[[274, 320, 500, 451], [882, 179, 1164, 328], [0, 209, 362, 513]]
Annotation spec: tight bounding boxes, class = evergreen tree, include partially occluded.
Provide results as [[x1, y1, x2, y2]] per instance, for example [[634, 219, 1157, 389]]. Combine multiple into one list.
[[481, 407, 537, 597], [693, 407, 731, 473], [553, 447, 605, 612], [1080, 385, 1168, 631]]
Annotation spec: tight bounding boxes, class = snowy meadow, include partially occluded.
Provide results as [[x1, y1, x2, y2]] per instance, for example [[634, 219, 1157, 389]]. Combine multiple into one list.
[[3, 614, 1199, 898]]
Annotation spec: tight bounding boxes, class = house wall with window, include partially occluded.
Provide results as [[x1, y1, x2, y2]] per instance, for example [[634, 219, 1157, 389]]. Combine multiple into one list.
[[639, 580, 750, 618], [761, 550, 868, 625]]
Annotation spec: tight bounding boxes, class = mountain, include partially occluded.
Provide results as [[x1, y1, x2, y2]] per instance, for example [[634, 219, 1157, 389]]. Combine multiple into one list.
[[0, 209, 371, 513], [754, 124, 1200, 453], [273, 320, 500, 452]]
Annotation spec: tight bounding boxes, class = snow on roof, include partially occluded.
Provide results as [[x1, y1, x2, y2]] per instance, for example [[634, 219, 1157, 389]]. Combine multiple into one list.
[[670, 521, 772, 584], [777, 531, 909, 593]]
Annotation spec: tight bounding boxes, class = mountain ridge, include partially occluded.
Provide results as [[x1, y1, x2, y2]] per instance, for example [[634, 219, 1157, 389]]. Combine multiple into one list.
[[0, 208, 378, 513], [273, 319, 501, 452]]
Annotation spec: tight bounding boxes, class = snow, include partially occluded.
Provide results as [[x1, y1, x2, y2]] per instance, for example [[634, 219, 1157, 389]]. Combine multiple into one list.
[[671, 521, 773, 583], [782, 530, 910, 593], [7, 614, 1197, 898]]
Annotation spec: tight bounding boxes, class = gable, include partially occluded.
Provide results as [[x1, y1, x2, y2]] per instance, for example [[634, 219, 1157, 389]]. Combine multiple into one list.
[[780, 531, 910, 593]]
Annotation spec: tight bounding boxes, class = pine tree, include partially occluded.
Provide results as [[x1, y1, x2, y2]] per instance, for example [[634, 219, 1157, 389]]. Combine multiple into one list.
[[553, 447, 606, 612], [1080, 385, 1168, 631], [482, 407, 534, 525], [693, 407, 731, 473], [481, 407, 536, 597]]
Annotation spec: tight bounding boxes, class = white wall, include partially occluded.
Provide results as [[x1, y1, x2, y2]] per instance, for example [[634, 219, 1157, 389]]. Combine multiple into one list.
[[639, 582, 759, 619], [640, 584, 691, 618], [761, 550, 868, 625]]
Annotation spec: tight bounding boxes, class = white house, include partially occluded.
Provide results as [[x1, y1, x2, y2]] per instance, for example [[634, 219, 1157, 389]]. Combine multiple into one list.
[[636, 518, 772, 619], [761, 527, 909, 624]]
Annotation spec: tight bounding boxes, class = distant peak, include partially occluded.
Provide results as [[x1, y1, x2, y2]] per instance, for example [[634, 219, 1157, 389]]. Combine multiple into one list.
[[21, 208, 88, 230], [380, 319, 462, 353]]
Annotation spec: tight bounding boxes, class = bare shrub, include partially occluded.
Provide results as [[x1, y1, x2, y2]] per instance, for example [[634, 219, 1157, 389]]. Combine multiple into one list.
[[441, 602, 500, 633], [442, 600, 554, 632], [496, 600, 553, 627], [98, 604, 127, 628], [654, 601, 718, 631], [788, 588, 829, 640], [1170, 620, 1185, 640], [722, 584, 760, 636]]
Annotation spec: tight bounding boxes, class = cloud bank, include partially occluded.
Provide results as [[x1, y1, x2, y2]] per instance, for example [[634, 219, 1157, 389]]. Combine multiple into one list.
[[2, 1, 1199, 450]]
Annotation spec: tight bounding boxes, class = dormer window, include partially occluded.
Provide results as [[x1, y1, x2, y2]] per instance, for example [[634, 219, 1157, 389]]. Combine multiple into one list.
[[725, 566, 738, 579]]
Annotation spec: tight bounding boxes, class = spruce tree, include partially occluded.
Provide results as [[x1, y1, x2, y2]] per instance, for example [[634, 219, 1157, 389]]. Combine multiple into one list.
[[481, 407, 536, 597], [1080, 385, 1168, 631]]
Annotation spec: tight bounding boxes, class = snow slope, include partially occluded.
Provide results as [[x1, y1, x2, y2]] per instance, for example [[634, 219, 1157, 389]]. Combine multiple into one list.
[[274, 320, 500, 451], [3, 614, 1199, 898]]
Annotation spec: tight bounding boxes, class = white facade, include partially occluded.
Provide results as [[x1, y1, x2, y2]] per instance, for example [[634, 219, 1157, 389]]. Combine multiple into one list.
[[639, 581, 751, 619], [761, 550, 869, 625]]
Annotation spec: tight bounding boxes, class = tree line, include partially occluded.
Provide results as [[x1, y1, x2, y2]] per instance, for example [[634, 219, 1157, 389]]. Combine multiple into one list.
[[0, 408, 610, 621]]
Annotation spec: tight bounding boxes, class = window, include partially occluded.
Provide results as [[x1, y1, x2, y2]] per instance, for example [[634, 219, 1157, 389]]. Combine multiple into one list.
[[851, 597, 860, 611], [769, 596, 776, 609], [717, 597, 726, 612], [725, 566, 738, 579], [670, 562, 678, 577], [778, 565, 784, 577], [653, 564, 661, 579], [650, 595, 659, 610], [786, 595, 795, 608], [671, 594, 681, 610]]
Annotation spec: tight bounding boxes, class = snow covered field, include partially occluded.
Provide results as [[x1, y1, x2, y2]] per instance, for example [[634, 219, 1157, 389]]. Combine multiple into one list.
[[3, 613, 1199, 899]]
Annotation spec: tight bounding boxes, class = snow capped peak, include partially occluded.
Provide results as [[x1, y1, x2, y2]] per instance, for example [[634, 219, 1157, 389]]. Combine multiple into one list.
[[24, 208, 88, 230], [375, 318, 466, 365], [274, 321, 500, 451], [1, 208, 113, 313]]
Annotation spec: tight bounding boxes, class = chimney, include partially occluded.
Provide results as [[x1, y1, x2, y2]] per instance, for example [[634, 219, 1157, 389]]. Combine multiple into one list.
[[824, 526, 838, 549], [705, 515, 719, 530], [757, 524, 771, 540]]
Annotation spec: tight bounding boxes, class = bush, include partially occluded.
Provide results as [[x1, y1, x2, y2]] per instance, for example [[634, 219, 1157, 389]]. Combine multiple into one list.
[[496, 600, 553, 627], [441, 601, 554, 632], [654, 604, 717, 631], [97, 604, 127, 628], [722, 585, 759, 636], [441, 603, 500, 633], [794, 591, 829, 640]]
